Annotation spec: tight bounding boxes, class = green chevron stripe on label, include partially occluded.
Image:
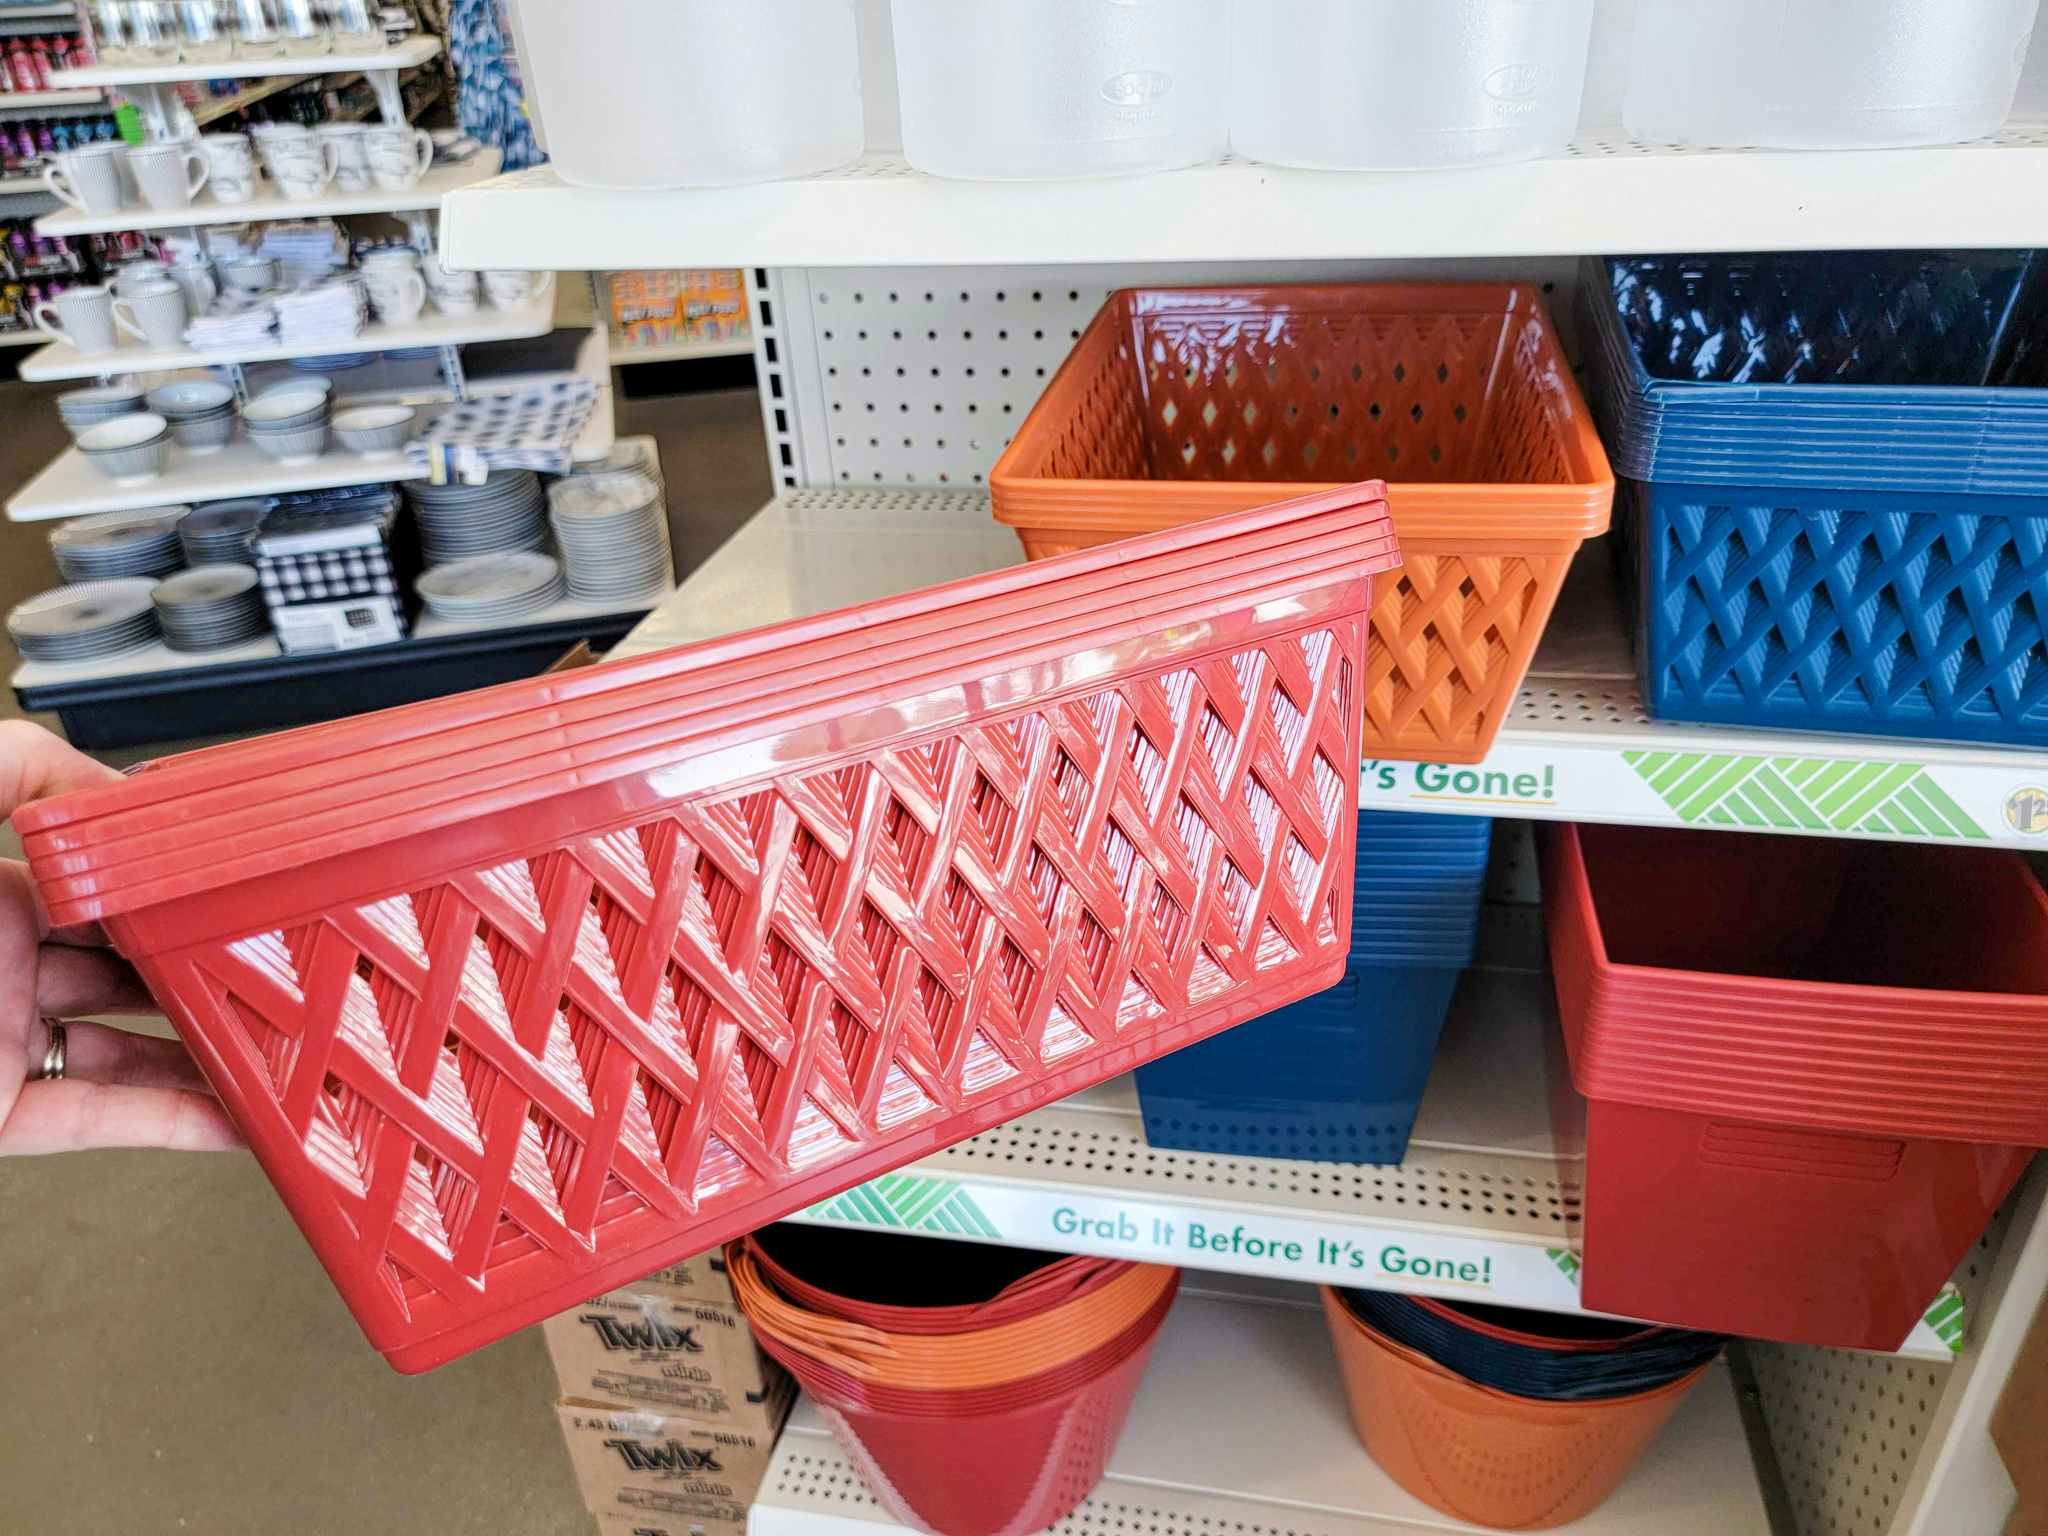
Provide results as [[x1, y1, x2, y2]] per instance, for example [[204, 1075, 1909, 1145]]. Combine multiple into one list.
[[1624, 753, 1989, 840], [1923, 1284, 1966, 1355], [1546, 1248, 1582, 1284], [806, 1174, 1001, 1239]]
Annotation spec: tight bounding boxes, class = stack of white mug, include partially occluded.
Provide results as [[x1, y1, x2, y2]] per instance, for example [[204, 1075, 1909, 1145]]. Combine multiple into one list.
[[42, 123, 442, 216], [34, 256, 221, 356]]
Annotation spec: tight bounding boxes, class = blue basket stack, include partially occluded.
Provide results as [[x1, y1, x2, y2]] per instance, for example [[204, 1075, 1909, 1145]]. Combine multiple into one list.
[[1579, 251, 2048, 746], [1134, 811, 1493, 1166]]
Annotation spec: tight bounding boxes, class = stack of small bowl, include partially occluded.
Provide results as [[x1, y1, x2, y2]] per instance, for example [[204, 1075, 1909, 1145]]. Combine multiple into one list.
[[151, 565, 271, 653], [76, 414, 172, 485], [243, 384, 332, 465], [1322, 1287, 1726, 1529], [145, 380, 240, 456], [731, 1228, 1179, 1536], [56, 380, 146, 441], [332, 404, 416, 459]]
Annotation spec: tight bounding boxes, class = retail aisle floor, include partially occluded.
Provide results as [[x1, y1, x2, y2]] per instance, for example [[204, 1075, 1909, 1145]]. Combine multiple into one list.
[[0, 378, 771, 1535]]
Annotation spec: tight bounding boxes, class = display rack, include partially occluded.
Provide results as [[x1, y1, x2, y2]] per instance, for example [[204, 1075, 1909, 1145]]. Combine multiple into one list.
[[438, 126, 2048, 270], [34, 152, 499, 237], [0, 85, 98, 108], [754, 1280, 1772, 1536], [19, 288, 555, 380]]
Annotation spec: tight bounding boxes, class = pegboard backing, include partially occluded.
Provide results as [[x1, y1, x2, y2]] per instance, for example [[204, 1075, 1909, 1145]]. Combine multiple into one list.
[[755, 258, 1582, 492], [1749, 1188, 2028, 1536]]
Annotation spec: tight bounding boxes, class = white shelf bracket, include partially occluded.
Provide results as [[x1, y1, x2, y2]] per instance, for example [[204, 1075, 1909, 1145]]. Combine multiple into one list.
[[365, 66, 404, 126]]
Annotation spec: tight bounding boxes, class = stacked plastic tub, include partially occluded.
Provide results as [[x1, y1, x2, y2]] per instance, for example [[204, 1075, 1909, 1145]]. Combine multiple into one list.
[[732, 1227, 1180, 1536], [1323, 1287, 1724, 1528], [15, 489, 1399, 1373], [1542, 822, 2048, 1350], [993, 283, 1614, 764], [1134, 811, 1492, 1164], [1579, 251, 2048, 746]]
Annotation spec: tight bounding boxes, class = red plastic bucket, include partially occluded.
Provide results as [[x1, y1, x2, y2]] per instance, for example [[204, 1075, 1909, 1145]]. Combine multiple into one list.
[[748, 1224, 1129, 1335]]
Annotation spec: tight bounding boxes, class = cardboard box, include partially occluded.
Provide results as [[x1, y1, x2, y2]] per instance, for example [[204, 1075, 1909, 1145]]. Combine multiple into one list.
[[557, 1402, 779, 1536], [543, 1286, 793, 1434], [627, 1248, 738, 1307]]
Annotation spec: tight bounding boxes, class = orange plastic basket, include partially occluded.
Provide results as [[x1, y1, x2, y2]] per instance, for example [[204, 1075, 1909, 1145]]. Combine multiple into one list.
[[992, 285, 1614, 764], [1319, 1289, 1707, 1530]]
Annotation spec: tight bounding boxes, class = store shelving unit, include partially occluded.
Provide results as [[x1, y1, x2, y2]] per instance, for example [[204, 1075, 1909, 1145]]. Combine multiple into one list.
[[35, 152, 499, 236], [0, 85, 98, 108], [49, 33, 436, 88], [18, 288, 555, 380], [754, 1281, 1772, 1536], [439, 127, 2048, 270], [610, 334, 753, 365]]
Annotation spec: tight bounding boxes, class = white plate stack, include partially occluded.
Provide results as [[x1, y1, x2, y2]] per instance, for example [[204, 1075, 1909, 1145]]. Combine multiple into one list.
[[7, 580, 163, 663], [416, 552, 566, 627], [50, 508, 190, 582], [407, 471, 548, 567], [180, 499, 270, 566], [152, 565, 271, 653], [547, 471, 673, 604]]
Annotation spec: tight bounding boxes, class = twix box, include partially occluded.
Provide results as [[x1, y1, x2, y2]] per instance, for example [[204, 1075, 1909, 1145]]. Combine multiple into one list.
[[557, 1403, 777, 1536]]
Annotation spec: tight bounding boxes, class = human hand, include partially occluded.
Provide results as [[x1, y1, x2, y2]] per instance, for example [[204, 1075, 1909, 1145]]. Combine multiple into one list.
[[0, 721, 242, 1155]]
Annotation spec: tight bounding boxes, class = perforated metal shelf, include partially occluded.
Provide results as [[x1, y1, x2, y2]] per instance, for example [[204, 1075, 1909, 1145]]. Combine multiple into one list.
[[752, 1284, 1773, 1536], [440, 127, 2048, 271]]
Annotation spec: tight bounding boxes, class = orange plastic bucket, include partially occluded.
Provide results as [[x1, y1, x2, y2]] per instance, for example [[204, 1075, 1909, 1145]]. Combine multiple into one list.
[[992, 284, 1614, 764], [1319, 1289, 1707, 1530]]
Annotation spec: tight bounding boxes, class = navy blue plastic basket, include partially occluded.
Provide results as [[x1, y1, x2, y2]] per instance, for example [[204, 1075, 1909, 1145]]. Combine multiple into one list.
[[1134, 812, 1491, 1165], [1579, 253, 2048, 494], [1337, 1288, 1726, 1403], [1584, 252, 2048, 747]]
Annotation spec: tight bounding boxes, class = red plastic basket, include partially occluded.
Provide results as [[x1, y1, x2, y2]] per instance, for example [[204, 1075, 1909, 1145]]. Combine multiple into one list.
[[20, 487, 1398, 1373], [1542, 823, 2048, 1348]]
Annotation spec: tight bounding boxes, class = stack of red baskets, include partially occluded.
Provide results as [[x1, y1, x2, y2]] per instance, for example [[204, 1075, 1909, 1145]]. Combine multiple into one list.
[[1543, 823, 2048, 1350], [730, 1227, 1179, 1536]]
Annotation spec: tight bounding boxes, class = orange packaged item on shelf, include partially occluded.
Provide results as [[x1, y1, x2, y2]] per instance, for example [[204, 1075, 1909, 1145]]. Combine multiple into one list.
[[992, 284, 1613, 763]]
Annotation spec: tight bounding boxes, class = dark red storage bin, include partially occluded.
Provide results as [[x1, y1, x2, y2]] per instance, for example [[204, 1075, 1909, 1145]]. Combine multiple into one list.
[[1542, 823, 2048, 1350]]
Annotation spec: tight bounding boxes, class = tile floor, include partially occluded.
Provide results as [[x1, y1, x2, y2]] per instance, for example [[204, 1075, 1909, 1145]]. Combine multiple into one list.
[[0, 374, 771, 1535]]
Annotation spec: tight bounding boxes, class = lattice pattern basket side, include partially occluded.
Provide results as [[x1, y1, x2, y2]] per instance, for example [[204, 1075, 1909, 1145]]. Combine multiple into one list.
[[1633, 480, 2048, 745], [121, 611, 1368, 1371]]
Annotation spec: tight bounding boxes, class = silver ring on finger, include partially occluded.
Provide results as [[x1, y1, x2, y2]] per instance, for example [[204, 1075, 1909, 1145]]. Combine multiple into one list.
[[32, 1017, 67, 1082]]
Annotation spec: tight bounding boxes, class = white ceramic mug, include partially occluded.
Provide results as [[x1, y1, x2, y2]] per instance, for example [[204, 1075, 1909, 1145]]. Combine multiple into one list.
[[165, 258, 219, 317], [111, 259, 172, 298], [44, 143, 127, 214], [266, 138, 339, 201], [112, 279, 190, 348], [199, 132, 258, 204], [361, 264, 426, 324], [423, 257, 481, 316], [315, 124, 373, 193], [482, 269, 556, 311], [127, 142, 210, 212], [219, 254, 280, 293], [364, 126, 434, 191], [33, 285, 121, 355]]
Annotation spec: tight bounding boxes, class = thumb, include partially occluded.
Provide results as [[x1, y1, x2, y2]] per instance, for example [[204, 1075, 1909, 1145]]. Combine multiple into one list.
[[0, 721, 122, 825]]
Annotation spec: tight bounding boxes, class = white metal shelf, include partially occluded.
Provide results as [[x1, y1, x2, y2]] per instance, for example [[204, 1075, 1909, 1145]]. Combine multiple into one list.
[[34, 150, 498, 236], [47, 33, 435, 88], [754, 1285, 1772, 1536], [610, 334, 754, 366], [621, 490, 2048, 851], [0, 86, 100, 108], [0, 328, 41, 347], [7, 434, 427, 520], [18, 291, 554, 380], [440, 127, 2048, 270]]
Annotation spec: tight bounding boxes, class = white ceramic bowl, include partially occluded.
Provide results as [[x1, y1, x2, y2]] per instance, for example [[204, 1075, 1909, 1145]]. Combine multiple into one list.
[[248, 422, 330, 465], [79, 414, 173, 482], [146, 380, 236, 417], [331, 404, 416, 457]]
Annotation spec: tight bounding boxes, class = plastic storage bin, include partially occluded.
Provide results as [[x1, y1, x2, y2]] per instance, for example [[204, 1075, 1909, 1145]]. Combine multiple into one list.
[[1230, 0, 1596, 170], [508, 0, 863, 189], [1579, 253, 2048, 746], [732, 1232, 1179, 1536], [1625, 0, 2041, 149], [992, 284, 1613, 763], [1134, 811, 1492, 1164], [18, 487, 1398, 1373], [1542, 823, 2048, 1349], [1321, 1288, 1712, 1530], [889, 0, 1228, 179]]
